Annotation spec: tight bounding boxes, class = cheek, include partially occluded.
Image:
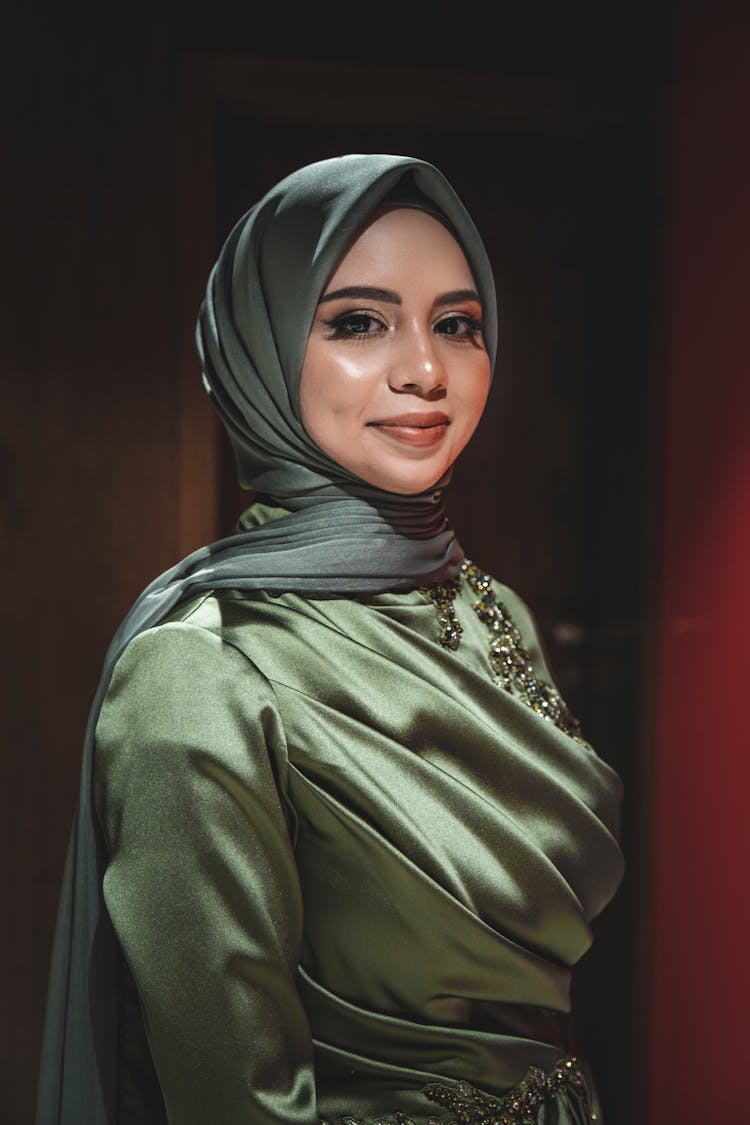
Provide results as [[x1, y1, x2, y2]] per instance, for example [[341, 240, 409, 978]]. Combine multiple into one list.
[[462, 356, 492, 419], [477, 371, 492, 414], [301, 348, 380, 422], [299, 354, 362, 450], [326, 350, 385, 390]]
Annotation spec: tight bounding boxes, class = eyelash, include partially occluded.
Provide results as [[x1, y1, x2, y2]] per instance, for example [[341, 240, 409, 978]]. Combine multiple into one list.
[[324, 312, 483, 343], [324, 313, 385, 340]]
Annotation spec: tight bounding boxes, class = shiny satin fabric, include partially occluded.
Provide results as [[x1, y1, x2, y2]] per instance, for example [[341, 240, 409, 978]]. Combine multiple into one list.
[[93, 507, 624, 1124]]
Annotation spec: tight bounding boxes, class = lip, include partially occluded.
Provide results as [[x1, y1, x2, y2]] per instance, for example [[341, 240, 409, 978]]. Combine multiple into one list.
[[368, 411, 450, 448], [370, 411, 450, 427]]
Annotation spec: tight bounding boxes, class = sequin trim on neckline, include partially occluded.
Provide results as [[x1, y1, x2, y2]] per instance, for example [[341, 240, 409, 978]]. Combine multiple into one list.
[[422, 561, 587, 746], [333, 1054, 596, 1124]]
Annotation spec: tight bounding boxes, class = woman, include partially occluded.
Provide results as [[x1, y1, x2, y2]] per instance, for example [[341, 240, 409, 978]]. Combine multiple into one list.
[[36, 154, 624, 1125]]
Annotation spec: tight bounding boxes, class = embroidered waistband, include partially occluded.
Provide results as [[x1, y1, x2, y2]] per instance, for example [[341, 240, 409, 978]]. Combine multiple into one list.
[[336, 1055, 596, 1125]]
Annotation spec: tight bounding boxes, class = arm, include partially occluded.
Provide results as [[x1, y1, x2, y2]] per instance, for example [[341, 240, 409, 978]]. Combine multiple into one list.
[[93, 620, 318, 1125]]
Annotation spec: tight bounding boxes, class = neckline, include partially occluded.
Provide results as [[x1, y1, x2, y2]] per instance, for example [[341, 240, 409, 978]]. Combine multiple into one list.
[[422, 562, 588, 746]]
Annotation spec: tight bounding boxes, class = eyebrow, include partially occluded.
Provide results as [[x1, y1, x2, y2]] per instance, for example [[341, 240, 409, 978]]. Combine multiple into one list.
[[318, 285, 401, 305], [433, 288, 482, 308], [317, 285, 482, 308]]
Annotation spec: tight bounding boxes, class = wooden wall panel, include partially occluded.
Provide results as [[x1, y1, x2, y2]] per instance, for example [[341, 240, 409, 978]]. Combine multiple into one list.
[[2, 12, 182, 1121]]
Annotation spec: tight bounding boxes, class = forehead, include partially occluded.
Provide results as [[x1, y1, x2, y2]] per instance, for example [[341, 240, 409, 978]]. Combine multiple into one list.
[[326, 207, 476, 288]]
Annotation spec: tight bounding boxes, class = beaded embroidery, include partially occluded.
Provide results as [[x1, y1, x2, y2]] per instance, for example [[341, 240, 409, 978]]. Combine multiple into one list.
[[333, 1055, 595, 1125], [422, 561, 587, 746], [338, 1116, 442, 1125], [421, 575, 463, 651], [423, 1055, 591, 1124]]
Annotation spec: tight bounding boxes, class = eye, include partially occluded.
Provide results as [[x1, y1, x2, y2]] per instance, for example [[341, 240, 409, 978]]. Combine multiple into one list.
[[435, 314, 484, 341], [324, 312, 387, 340]]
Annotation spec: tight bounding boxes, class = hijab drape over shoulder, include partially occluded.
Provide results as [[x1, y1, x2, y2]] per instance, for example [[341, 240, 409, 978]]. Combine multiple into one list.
[[36, 155, 498, 1124]]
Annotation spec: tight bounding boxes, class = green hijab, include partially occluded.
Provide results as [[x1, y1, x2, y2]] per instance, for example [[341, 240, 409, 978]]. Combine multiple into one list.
[[198, 152, 497, 504], [35, 154, 498, 1124]]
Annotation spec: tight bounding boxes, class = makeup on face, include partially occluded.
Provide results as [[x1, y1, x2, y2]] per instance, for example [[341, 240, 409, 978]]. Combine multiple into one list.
[[299, 207, 490, 495]]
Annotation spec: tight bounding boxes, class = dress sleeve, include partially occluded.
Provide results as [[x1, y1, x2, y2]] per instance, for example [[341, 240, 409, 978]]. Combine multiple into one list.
[[93, 620, 319, 1125]]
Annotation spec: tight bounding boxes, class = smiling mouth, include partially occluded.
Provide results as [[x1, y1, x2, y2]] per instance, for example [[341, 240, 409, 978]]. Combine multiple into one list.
[[368, 413, 450, 447]]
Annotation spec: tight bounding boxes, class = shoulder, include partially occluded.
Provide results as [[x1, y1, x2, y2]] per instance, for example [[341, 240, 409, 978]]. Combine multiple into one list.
[[95, 596, 292, 836], [160, 587, 369, 693], [112, 586, 305, 684], [106, 594, 273, 704], [97, 594, 286, 773]]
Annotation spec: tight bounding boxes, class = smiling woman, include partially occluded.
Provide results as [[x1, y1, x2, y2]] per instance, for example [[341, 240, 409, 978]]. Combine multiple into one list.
[[36, 155, 623, 1125], [300, 207, 491, 495]]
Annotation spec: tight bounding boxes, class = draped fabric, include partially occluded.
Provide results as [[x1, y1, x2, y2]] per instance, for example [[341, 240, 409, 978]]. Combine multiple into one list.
[[91, 507, 624, 1124]]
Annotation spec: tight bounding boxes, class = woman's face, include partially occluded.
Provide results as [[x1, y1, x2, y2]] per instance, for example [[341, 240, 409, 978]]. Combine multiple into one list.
[[299, 207, 491, 495]]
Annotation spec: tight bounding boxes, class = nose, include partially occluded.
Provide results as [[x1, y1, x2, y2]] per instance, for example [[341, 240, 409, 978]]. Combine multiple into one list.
[[387, 324, 447, 398]]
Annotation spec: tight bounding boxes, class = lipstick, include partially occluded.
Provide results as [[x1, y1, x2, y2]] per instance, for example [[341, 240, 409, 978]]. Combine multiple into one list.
[[368, 412, 450, 448]]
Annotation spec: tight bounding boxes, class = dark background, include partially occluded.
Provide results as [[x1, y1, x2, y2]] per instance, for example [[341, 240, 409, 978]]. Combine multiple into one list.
[[5, 3, 749, 1124]]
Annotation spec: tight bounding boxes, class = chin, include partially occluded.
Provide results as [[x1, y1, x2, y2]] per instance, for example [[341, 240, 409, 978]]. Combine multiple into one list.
[[387, 480, 444, 496], [359, 463, 450, 496]]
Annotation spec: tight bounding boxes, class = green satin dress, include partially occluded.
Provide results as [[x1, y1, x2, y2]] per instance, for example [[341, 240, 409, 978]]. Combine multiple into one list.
[[93, 506, 624, 1125]]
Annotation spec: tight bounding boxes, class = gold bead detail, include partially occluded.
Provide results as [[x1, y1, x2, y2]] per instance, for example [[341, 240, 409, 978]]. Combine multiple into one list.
[[423, 562, 588, 747]]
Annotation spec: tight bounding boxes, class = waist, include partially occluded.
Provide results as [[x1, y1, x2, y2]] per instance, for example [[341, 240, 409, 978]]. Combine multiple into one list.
[[319, 1055, 599, 1124]]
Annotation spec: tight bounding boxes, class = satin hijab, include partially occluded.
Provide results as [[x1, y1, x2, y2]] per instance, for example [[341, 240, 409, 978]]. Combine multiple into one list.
[[197, 153, 497, 498], [35, 155, 498, 1123]]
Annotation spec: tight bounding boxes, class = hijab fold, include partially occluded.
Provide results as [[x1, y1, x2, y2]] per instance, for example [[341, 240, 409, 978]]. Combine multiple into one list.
[[35, 154, 497, 1123]]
